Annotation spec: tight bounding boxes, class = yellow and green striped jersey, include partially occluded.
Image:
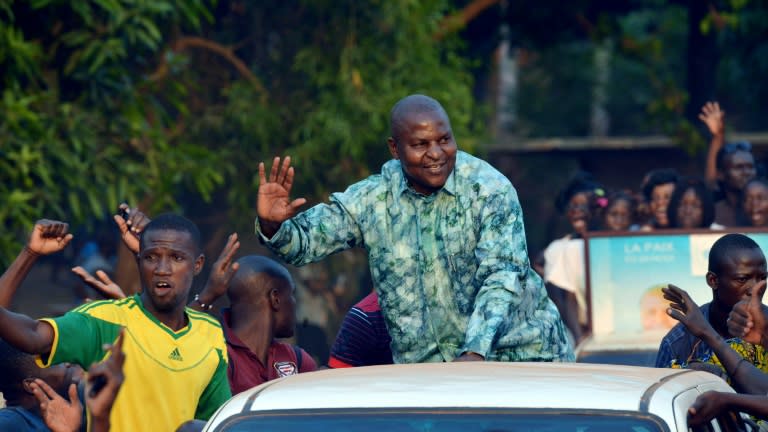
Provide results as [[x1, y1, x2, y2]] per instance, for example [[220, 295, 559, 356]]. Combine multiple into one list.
[[37, 295, 230, 432]]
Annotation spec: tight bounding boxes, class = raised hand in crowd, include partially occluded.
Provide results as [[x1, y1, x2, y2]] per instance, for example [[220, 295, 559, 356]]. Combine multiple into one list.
[[700, 101, 726, 188], [29, 378, 81, 432], [71, 266, 126, 300], [727, 282, 768, 347], [257, 156, 307, 238], [190, 232, 240, 313], [27, 220, 74, 256], [0, 220, 73, 307], [86, 329, 126, 432], [664, 283, 768, 395], [30, 329, 125, 432], [113, 203, 151, 254]]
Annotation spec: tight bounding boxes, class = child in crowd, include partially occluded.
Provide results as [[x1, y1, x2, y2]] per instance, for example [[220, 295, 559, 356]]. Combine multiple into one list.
[[601, 190, 637, 232]]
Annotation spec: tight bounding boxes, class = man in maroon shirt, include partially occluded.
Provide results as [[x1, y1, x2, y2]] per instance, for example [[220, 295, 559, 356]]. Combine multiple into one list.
[[221, 255, 316, 394]]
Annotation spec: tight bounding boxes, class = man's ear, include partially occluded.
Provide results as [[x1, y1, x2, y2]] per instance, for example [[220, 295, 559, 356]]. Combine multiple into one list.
[[194, 254, 205, 276], [706, 271, 718, 291], [387, 137, 399, 160], [269, 288, 281, 310]]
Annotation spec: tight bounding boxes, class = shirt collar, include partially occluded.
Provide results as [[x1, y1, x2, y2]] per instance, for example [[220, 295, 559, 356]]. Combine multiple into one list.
[[393, 162, 458, 198]]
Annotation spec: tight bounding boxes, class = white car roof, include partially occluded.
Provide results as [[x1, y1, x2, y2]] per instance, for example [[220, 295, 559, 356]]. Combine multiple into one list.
[[206, 362, 733, 430]]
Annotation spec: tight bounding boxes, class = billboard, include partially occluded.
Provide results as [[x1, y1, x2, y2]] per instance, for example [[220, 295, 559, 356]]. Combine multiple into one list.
[[585, 229, 768, 337]]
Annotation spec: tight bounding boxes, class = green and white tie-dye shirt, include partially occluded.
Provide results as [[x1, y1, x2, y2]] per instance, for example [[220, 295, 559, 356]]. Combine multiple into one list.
[[257, 151, 574, 363]]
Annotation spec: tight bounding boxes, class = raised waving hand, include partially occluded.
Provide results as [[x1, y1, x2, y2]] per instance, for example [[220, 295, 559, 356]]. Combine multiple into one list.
[[190, 233, 240, 312], [257, 156, 307, 238]]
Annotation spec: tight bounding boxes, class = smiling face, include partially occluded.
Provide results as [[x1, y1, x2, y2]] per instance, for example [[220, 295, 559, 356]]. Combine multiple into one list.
[[650, 182, 675, 227], [676, 188, 704, 229], [138, 228, 203, 317], [604, 199, 631, 231], [566, 192, 592, 235], [388, 109, 457, 195], [744, 181, 768, 227]]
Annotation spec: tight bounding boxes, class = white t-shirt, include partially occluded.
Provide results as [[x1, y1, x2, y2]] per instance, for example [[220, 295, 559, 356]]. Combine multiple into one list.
[[543, 235, 586, 325]]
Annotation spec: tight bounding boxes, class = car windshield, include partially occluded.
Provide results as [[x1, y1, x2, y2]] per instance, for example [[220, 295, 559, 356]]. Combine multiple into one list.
[[216, 409, 667, 432]]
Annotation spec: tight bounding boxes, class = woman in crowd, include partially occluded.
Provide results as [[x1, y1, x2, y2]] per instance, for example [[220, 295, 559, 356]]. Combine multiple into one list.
[[542, 172, 606, 344], [665, 177, 718, 230], [743, 178, 768, 228]]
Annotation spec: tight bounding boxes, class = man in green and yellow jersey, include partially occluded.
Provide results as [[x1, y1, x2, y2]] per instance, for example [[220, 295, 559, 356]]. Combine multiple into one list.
[[0, 215, 231, 432]]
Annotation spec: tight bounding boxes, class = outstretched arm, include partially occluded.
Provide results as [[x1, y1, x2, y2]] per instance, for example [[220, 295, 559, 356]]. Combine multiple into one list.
[[257, 156, 307, 238], [0, 220, 71, 354], [688, 391, 768, 426], [699, 102, 726, 188], [664, 283, 768, 394]]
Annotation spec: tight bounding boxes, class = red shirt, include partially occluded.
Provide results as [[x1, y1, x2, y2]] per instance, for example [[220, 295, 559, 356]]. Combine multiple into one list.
[[221, 310, 317, 395]]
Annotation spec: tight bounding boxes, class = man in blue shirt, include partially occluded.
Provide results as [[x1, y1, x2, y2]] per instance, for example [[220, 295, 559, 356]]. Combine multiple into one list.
[[256, 94, 573, 363], [656, 233, 767, 369]]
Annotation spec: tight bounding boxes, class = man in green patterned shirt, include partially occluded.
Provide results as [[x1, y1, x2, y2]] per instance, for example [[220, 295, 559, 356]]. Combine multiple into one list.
[[256, 94, 574, 363]]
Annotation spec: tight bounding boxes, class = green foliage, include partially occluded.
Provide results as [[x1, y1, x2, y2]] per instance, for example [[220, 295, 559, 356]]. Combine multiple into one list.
[[0, 0, 479, 264], [0, 0, 224, 264], [187, 0, 479, 228]]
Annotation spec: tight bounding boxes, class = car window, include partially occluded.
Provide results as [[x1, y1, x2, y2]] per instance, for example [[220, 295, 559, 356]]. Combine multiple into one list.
[[213, 409, 668, 432]]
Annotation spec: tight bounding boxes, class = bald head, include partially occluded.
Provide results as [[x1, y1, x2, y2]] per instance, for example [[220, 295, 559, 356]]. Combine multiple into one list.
[[228, 255, 293, 304], [390, 94, 450, 142]]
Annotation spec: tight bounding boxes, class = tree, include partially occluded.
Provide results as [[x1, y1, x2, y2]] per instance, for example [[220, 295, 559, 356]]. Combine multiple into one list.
[[0, 0, 481, 267]]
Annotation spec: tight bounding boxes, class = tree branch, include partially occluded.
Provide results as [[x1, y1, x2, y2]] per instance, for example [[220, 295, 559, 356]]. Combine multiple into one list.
[[147, 36, 267, 99], [434, 0, 500, 40]]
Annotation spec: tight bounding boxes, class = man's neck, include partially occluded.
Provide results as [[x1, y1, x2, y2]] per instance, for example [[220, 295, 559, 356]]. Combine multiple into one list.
[[708, 301, 731, 339], [230, 310, 274, 366], [724, 188, 742, 207], [140, 294, 188, 331]]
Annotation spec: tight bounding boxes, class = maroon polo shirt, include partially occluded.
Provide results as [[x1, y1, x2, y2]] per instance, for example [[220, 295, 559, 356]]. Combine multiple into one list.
[[221, 310, 317, 395]]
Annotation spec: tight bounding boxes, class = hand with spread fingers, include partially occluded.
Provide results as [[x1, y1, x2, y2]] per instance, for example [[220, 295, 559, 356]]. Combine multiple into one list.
[[727, 281, 768, 346], [192, 233, 240, 312], [698, 101, 725, 138], [113, 203, 151, 254], [30, 379, 82, 432], [27, 220, 74, 256], [72, 266, 127, 300], [662, 284, 716, 340], [257, 156, 307, 238]]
